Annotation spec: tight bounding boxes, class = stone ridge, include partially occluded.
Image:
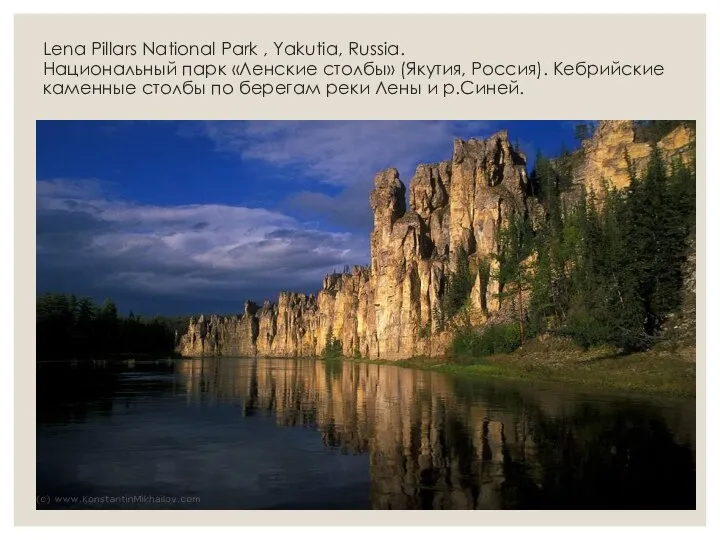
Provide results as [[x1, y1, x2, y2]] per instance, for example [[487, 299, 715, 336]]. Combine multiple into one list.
[[179, 129, 528, 360], [177, 122, 694, 360]]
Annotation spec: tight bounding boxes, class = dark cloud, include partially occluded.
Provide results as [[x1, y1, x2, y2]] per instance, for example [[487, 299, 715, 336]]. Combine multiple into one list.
[[36, 179, 368, 314], [38, 121, 501, 314], [282, 180, 374, 232]]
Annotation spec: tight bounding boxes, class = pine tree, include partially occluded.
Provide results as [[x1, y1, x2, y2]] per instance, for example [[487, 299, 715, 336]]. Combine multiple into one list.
[[322, 327, 343, 360], [494, 204, 535, 342], [441, 245, 475, 320]]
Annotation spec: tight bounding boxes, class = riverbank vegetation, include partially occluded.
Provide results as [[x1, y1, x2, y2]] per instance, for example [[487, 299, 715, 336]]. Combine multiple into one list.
[[358, 336, 695, 398], [445, 134, 695, 366]]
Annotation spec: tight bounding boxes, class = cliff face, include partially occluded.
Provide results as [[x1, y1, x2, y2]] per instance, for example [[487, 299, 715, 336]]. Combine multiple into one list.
[[179, 130, 529, 360], [178, 121, 695, 360], [574, 120, 694, 193]]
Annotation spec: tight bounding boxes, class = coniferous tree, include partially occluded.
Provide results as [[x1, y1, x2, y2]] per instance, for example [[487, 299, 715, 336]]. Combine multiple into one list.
[[441, 245, 475, 320], [36, 293, 177, 361], [494, 204, 535, 342], [322, 327, 343, 360]]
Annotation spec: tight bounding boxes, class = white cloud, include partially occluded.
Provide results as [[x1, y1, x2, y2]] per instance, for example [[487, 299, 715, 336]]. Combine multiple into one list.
[[197, 120, 494, 186]]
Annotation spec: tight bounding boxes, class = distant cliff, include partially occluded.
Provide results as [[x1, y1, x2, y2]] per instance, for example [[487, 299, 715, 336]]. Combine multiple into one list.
[[177, 121, 695, 360], [575, 120, 694, 194]]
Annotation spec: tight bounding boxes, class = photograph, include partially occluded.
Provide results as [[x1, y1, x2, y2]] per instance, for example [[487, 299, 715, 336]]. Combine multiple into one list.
[[35, 119, 696, 510]]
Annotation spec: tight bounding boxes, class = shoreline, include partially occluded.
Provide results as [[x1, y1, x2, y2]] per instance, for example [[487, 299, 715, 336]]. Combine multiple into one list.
[[339, 338, 696, 399], [171, 337, 696, 399]]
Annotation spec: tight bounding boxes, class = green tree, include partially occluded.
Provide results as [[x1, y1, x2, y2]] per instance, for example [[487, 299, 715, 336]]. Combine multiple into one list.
[[494, 205, 535, 342], [526, 153, 576, 334], [441, 245, 475, 321], [322, 327, 343, 360], [618, 148, 693, 345], [36, 293, 177, 361]]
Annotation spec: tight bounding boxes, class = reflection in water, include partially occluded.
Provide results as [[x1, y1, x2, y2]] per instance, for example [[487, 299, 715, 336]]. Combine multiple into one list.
[[36, 357, 696, 510]]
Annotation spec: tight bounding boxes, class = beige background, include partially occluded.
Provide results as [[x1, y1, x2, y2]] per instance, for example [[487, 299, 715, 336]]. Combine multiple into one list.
[[15, 13, 706, 526]]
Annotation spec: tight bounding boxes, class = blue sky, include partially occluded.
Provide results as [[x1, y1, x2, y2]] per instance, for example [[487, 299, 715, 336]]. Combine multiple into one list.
[[36, 120, 584, 315]]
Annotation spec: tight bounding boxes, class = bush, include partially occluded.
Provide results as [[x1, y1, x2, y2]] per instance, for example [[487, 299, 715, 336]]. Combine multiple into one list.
[[563, 303, 656, 353], [563, 308, 609, 350], [451, 323, 522, 358]]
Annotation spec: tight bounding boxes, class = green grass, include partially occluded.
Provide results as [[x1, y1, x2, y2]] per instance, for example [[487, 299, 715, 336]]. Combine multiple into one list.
[[342, 337, 696, 398]]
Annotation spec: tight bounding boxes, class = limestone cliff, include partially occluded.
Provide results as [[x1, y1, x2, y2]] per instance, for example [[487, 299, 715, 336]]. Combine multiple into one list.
[[177, 122, 695, 361], [574, 120, 695, 194], [179, 129, 530, 360]]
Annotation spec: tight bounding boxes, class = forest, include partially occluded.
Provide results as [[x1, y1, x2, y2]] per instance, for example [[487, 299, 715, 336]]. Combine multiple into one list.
[[35, 294, 185, 361]]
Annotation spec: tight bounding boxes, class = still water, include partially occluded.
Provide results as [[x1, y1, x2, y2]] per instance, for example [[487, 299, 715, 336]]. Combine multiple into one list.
[[36, 357, 696, 510]]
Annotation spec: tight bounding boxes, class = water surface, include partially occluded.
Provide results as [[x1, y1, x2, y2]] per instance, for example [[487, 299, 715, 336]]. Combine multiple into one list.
[[36, 357, 696, 510]]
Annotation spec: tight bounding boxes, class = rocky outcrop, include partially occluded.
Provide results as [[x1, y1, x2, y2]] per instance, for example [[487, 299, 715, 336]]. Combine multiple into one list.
[[574, 120, 695, 194], [178, 122, 695, 361], [180, 301, 259, 357], [180, 269, 372, 358], [178, 129, 531, 360]]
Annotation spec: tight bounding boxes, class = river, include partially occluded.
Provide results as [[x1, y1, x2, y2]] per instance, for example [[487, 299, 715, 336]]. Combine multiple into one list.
[[36, 357, 696, 510]]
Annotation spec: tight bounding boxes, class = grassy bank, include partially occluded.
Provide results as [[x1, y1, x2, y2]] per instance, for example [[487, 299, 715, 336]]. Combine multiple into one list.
[[346, 337, 696, 398]]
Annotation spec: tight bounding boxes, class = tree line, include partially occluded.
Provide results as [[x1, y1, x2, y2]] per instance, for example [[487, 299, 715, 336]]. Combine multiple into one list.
[[36, 293, 183, 361], [448, 140, 695, 356]]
